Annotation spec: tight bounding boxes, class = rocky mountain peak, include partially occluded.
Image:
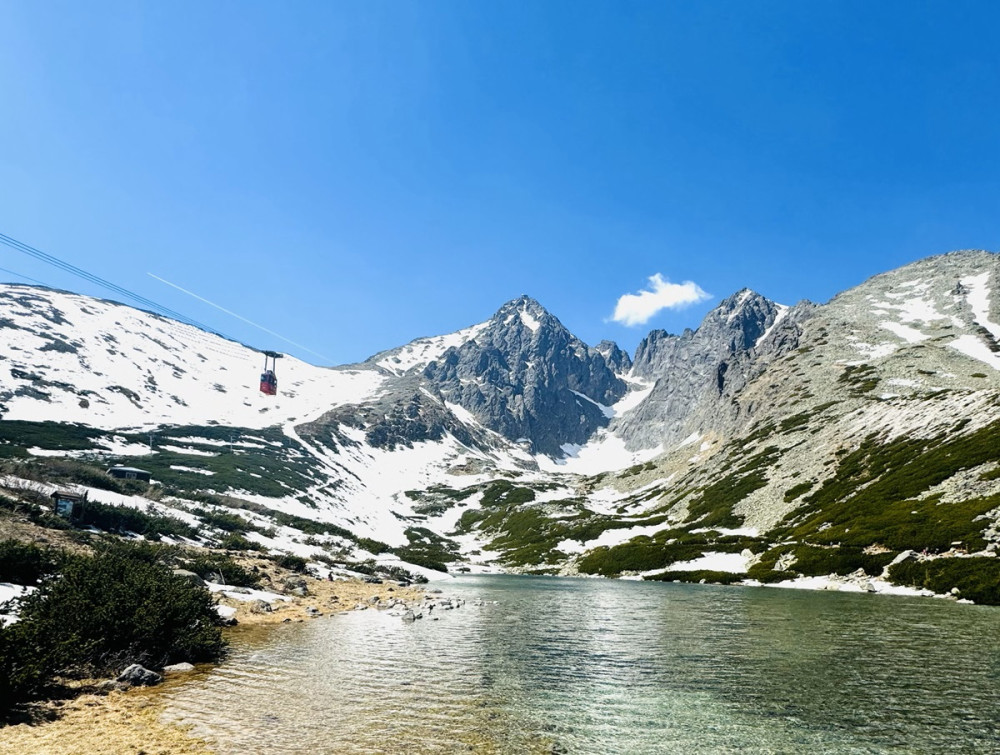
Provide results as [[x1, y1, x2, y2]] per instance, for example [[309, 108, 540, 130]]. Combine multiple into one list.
[[617, 288, 790, 449], [595, 340, 632, 374], [490, 295, 556, 338], [418, 295, 627, 456]]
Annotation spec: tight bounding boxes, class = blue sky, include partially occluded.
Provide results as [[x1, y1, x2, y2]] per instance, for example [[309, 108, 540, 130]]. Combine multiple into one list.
[[1, 1, 998, 364]]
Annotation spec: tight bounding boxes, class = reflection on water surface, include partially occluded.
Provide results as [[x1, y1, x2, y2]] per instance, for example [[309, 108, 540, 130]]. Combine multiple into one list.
[[164, 576, 1000, 754]]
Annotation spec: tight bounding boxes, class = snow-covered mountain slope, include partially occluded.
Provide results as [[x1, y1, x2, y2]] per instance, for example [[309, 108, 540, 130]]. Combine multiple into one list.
[[4, 251, 1000, 603], [367, 321, 490, 376], [0, 285, 385, 430]]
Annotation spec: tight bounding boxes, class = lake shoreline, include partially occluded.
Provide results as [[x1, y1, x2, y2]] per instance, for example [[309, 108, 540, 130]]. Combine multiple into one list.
[[0, 573, 427, 754]]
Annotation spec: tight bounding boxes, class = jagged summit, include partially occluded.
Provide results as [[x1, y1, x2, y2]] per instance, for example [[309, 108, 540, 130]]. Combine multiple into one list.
[[421, 294, 627, 455], [595, 340, 632, 375], [490, 295, 562, 337]]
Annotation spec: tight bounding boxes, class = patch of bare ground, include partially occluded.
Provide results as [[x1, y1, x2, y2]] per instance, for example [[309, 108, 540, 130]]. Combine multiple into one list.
[[217, 565, 426, 626]]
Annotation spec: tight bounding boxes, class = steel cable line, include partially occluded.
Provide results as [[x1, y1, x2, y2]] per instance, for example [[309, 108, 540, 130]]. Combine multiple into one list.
[[0, 231, 234, 340], [0, 265, 47, 286]]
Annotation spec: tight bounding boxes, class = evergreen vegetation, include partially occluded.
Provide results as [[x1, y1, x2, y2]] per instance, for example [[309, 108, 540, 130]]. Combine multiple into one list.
[[0, 540, 60, 585], [774, 422, 1000, 553], [889, 557, 1000, 605], [0, 542, 226, 711], [76, 499, 198, 540]]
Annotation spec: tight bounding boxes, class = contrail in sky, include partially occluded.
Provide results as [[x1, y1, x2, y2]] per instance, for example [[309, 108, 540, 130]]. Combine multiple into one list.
[[148, 273, 332, 362]]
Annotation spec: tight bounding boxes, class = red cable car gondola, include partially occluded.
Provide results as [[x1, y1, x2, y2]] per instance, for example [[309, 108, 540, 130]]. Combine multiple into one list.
[[260, 351, 283, 395]]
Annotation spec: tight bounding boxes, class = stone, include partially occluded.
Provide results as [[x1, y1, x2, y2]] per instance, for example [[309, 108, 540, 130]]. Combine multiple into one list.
[[402, 610, 416, 622], [171, 569, 206, 586], [249, 599, 273, 614], [282, 576, 308, 595], [163, 662, 195, 674], [117, 664, 162, 687]]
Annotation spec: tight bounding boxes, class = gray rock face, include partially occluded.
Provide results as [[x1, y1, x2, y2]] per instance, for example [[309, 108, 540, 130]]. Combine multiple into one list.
[[422, 296, 627, 455], [617, 290, 796, 449], [595, 340, 632, 375]]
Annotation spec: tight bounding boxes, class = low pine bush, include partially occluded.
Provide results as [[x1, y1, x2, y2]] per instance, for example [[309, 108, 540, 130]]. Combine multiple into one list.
[[0, 541, 226, 710]]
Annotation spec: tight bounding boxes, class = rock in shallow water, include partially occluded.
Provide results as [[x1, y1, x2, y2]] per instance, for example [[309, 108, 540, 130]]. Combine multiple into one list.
[[163, 662, 195, 674]]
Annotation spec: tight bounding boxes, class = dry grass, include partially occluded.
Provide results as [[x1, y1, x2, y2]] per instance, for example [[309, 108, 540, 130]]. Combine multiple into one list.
[[0, 681, 213, 754]]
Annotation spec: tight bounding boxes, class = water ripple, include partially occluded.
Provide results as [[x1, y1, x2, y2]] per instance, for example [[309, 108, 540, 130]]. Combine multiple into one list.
[[163, 577, 1000, 754]]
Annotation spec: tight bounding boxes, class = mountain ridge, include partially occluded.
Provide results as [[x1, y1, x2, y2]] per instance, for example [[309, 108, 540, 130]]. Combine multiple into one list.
[[3, 250, 1000, 602]]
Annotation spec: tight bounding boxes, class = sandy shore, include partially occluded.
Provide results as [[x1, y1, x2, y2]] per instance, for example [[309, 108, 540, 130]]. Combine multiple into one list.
[[0, 574, 425, 754]]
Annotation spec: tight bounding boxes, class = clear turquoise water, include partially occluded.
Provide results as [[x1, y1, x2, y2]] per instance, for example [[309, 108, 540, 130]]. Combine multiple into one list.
[[164, 576, 1000, 753]]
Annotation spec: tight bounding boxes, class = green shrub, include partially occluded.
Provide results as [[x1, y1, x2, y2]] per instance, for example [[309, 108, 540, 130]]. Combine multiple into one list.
[[775, 423, 1000, 553], [747, 544, 896, 583], [889, 557, 1000, 605], [273, 554, 308, 572], [578, 538, 705, 577], [783, 481, 815, 502], [684, 447, 779, 528], [396, 552, 448, 572], [193, 507, 259, 534], [0, 542, 226, 710], [480, 480, 536, 507], [217, 533, 263, 551], [184, 553, 259, 587], [644, 570, 743, 585], [76, 499, 198, 540], [0, 540, 60, 585]]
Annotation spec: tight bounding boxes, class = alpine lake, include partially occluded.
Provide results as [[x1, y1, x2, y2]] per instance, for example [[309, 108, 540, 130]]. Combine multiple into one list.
[[162, 575, 1000, 754]]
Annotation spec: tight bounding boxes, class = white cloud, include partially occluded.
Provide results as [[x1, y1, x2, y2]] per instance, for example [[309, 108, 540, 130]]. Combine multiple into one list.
[[610, 274, 711, 326]]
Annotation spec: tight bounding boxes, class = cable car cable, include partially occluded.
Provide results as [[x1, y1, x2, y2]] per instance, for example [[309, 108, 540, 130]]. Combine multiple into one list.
[[0, 264, 48, 287], [0, 230, 236, 342]]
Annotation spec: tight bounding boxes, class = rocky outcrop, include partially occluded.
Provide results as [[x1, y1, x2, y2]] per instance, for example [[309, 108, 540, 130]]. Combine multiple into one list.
[[595, 340, 632, 375], [422, 296, 627, 455], [616, 290, 793, 449]]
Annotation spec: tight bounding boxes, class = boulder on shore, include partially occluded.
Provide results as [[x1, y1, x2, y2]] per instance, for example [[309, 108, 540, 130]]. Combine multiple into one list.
[[118, 664, 163, 687]]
